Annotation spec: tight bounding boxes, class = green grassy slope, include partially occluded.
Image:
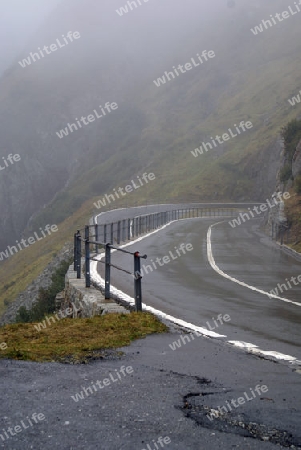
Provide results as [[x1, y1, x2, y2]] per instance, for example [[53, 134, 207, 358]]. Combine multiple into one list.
[[1, 0, 301, 315], [27, 5, 301, 233]]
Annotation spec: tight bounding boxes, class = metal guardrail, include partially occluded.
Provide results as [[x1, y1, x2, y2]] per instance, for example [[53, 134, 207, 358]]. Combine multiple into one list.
[[73, 207, 243, 312]]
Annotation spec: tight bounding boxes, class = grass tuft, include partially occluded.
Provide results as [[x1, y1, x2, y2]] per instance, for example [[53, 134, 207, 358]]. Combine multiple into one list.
[[0, 312, 168, 364]]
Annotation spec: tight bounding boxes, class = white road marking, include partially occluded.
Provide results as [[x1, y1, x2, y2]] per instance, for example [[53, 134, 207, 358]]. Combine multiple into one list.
[[90, 221, 226, 339], [207, 221, 301, 307], [207, 221, 301, 364], [90, 215, 301, 366]]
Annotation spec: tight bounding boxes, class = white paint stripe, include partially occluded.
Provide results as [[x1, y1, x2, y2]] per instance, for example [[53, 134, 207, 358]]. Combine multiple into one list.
[[207, 221, 301, 307], [91, 215, 301, 366], [90, 221, 226, 339], [207, 221, 301, 364], [228, 341, 301, 363]]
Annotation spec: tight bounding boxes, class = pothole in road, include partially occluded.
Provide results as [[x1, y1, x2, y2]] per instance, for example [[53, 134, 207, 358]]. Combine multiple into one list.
[[179, 384, 301, 448]]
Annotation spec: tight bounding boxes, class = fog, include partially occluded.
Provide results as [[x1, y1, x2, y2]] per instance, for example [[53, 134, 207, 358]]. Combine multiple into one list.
[[0, 0, 61, 75], [0, 0, 297, 248]]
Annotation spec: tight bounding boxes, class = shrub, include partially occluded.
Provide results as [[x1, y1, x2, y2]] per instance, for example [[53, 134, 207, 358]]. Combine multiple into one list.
[[281, 119, 301, 160], [15, 306, 32, 323], [279, 164, 292, 183], [294, 174, 301, 194], [15, 258, 72, 323]]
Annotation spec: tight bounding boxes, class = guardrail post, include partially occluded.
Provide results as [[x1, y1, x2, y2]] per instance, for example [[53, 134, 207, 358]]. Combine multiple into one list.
[[95, 224, 99, 254], [117, 221, 121, 244], [134, 252, 143, 312], [128, 218, 131, 240], [146, 215, 149, 232], [74, 232, 78, 271], [85, 226, 90, 287], [105, 244, 111, 299], [76, 232, 81, 279], [110, 223, 114, 244], [122, 219, 126, 241]]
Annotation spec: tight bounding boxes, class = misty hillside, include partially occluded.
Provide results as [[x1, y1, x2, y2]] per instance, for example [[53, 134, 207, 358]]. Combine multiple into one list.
[[0, 0, 301, 249]]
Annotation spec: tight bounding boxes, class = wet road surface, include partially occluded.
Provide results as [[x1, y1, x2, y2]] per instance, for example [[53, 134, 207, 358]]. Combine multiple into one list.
[[97, 217, 301, 361]]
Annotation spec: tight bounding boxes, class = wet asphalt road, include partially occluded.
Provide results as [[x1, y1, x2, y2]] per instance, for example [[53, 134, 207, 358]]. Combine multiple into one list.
[[97, 216, 301, 362], [1, 330, 301, 450], [1, 205, 301, 449], [94, 203, 260, 225]]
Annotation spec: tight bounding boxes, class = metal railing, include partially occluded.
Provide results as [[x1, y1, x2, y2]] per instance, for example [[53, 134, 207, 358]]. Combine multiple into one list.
[[73, 207, 244, 311]]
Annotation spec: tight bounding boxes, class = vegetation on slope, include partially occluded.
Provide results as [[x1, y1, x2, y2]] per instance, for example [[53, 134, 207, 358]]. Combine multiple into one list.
[[15, 258, 72, 323], [1, 1, 301, 317], [285, 193, 301, 253], [280, 119, 301, 183], [280, 118, 301, 252], [0, 200, 94, 316], [0, 312, 167, 363]]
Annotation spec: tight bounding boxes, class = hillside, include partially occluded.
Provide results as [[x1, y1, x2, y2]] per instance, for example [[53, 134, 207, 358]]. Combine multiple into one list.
[[0, 0, 300, 247], [0, 0, 301, 315]]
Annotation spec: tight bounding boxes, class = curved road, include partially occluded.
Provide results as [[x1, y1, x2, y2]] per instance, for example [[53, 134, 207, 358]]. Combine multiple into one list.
[[94, 206, 301, 364]]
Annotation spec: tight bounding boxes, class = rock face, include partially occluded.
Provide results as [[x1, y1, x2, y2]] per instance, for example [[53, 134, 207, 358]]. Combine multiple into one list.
[[0, 243, 73, 326], [265, 136, 301, 244], [250, 136, 285, 200], [0, 247, 128, 325], [292, 139, 301, 179]]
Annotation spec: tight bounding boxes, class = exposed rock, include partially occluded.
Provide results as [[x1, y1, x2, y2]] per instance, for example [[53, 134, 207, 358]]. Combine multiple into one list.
[[292, 139, 301, 179], [0, 242, 73, 326]]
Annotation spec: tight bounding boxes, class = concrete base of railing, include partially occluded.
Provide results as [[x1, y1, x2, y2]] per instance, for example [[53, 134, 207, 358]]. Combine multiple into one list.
[[59, 264, 128, 318]]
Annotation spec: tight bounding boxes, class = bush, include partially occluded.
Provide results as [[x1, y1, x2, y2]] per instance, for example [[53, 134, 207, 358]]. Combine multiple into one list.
[[294, 174, 301, 194], [15, 258, 72, 323], [15, 306, 32, 323], [281, 119, 301, 159], [279, 164, 292, 183]]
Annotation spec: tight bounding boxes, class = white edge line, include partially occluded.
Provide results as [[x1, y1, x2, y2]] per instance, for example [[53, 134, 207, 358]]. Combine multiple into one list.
[[207, 221, 301, 364], [90, 221, 226, 339], [90, 215, 301, 366], [207, 221, 301, 307]]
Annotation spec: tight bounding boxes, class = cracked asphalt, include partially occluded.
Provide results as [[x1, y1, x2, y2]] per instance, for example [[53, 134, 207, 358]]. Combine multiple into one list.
[[0, 324, 300, 450]]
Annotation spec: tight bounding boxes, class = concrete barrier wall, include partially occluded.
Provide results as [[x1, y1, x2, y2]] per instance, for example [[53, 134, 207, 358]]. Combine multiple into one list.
[[61, 262, 128, 318]]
